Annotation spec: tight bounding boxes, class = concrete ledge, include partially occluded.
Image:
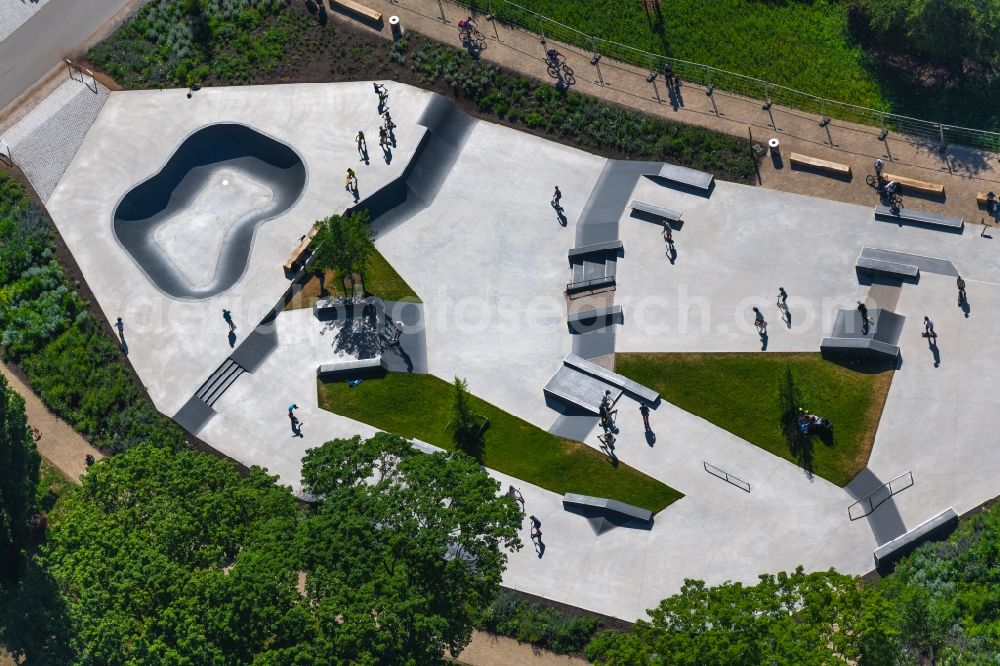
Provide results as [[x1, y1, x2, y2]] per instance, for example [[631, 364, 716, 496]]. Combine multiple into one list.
[[856, 256, 919, 280], [821, 336, 900, 360], [789, 152, 851, 177], [563, 353, 658, 403], [317, 356, 386, 379], [543, 367, 622, 415], [563, 493, 653, 524], [656, 163, 714, 192], [874, 508, 957, 574], [283, 226, 318, 274], [875, 205, 963, 232], [567, 240, 623, 263], [567, 305, 623, 326], [628, 199, 682, 223]]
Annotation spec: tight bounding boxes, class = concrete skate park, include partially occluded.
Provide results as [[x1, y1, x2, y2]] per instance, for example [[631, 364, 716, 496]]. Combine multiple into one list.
[[41, 81, 1000, 621]]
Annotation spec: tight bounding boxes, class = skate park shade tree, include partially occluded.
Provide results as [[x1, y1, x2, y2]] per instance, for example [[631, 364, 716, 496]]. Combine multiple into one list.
[[317, 373, 682, 513], [617, 352, 893, 487], [113, 123, 306, 299]]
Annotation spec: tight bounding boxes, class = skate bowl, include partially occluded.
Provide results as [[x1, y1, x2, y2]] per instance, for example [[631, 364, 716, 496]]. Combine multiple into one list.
[[113, 123, 306, 299]]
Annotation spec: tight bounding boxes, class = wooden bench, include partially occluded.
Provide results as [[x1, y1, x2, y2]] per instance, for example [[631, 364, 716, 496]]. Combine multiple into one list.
[[977, 191, 998, 207], [874, 508, 957, 573], [883, 173, 945, 196], [855, 257, 919, 280], [283, 227, 318, 273], [317, 356, 386, 379], [656, 163, 714, 192], [563, 493, 654, 525], [789, 152, 851, 177], [628, 199, 682, 223], [330, 0, 383, 22], [874, 205, 963, 232]]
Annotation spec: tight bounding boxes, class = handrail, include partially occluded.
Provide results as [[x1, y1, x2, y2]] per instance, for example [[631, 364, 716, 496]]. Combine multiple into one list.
[[704, 461, 750, 493], [848, 470, 914, 520]]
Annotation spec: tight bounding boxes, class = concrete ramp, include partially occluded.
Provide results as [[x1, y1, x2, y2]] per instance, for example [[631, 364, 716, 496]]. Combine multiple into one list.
[[544, 365, 621, 415]]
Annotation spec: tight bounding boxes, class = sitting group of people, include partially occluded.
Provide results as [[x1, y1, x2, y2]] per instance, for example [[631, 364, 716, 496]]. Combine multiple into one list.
[[797, 409, 831, 434]]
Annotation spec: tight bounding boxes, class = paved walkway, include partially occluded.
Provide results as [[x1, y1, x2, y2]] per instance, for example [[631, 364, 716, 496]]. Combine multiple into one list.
[[330, 0, 1000, 227], [0, 363, 102, 482]]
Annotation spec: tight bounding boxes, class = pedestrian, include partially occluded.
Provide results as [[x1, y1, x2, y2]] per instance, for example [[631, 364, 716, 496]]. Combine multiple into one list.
[[374, 82, 388, 110], [639, 403, 650, 431], [857, 301, 870, 324], [222, 309, 236, 332], [345, 167, 356, 192], [288, 403, 300, 431], [393, 320, 404, 343], [356, 130, 366, 156], [874, 158, 884, 178], [776, 287, 788, 311], [114, 317, 125, 342], [957, 275, 967, 305], [923, 315, 935, 337], [752, 307, 767, 334], [551, 185, 562, 209]]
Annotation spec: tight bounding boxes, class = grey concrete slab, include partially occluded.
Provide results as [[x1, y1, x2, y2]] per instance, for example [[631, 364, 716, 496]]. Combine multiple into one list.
[[543, 366, 620, 415], [860, 247, 957, 276], [656, 163, 714, 192], [564, 353, 658, 403], [575, 160, 658, 246], [875, 204, 963, 231]]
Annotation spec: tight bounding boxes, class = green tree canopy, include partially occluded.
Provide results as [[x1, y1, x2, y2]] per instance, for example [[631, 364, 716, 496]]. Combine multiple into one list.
[[42, 444, 305, 665], [298, 432, 523, 665], [858, 0, 1000, 64], [589, 568, 895, 665], [311, 211, 376, 294], [0, 374, 40, 582]]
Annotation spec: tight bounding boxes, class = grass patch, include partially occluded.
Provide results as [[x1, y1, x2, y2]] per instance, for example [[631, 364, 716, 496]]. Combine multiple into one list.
[[285, 249, 421, 311], [36, 459, 73, 531], [616, 352, 892, 486], [317, 373, 682, 513]]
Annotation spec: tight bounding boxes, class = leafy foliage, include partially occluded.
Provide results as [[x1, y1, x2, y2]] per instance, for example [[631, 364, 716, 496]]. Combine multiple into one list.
[[0, 374, 39, 582], [450, 376, 484, 461], [42, 445, 305, 665], [298, 433, 524, 665], [474, 590, 600, 655], [310, 210, 376, 295], [0, 174, 186, 454]]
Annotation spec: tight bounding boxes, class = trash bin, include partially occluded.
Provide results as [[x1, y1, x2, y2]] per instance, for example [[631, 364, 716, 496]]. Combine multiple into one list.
[[389, 15, 403, 40], [768, 138, 780, 155]]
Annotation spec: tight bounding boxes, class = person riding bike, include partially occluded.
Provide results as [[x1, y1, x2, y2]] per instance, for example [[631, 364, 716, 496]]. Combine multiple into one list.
[[457, 16, 477, 31], [546, 49, 563, 65]]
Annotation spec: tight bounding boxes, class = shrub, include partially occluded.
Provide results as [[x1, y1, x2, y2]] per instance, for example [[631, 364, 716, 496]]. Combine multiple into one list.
[[474, 590, 600, 654]]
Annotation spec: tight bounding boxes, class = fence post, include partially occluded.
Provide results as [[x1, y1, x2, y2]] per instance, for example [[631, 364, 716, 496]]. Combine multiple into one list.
[[591, 37, 604, 87], [0, 141, 11, 167], [487, 0, 500, 43], [436, 0, 446, 23]]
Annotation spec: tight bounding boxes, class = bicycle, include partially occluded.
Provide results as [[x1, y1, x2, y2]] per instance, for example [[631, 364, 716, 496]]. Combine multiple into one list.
[[457, 19, 486, 50], [866, 173, 903, 209], [545, 51, 576, 85]]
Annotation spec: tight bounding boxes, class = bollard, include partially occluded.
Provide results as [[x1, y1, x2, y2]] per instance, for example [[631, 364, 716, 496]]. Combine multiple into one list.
[[389, 15, 403, 40]]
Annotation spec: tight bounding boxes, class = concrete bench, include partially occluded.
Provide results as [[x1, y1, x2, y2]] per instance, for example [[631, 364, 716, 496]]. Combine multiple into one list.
[[543, 367, 622, 415], [875, 205, 963, 232], [567, 275, 615, 294], [883, 173, 945, 196], [567, 240, 623, 263], [567, 305, 623, 327], [856, 257, 919, 280], [330, 0, 382, 22], [789, 152, 851, 177], [874, 508, 957, 573], [563, 493, 653, 524], [283, 227, 318, 273], [820, 336, 899, 360], [317, 356, 386, 379], [629, 199, 682, 223], [563, 353, 658, 403], [656, 163, 714, 192]]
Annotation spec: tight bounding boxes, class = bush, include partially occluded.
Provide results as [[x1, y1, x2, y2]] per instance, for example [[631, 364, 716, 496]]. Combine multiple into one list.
[[0, 174, 186, 455], [474, 590, 600, 655]]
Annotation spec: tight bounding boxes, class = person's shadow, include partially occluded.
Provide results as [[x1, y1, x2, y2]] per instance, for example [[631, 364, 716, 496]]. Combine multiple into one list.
[[760, 331, 769, 351], [119, 340, 128, 355], [350, 182, 360, 204], [960, 294, 971, 318], [551, 200, 567, 226], [291, 421, 304, 438], [928, 336, 940, 367], [360, 146, 369, 165], [382, 144, 392, 164], [599, 440, 619, 467], [666, 244, 676, 264], [784, 309, 792, 329], [645, 429, 656, 446], [228, 330, 237, 348]]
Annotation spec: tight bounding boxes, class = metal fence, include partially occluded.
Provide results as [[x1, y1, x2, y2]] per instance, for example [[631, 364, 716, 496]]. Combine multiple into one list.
[[450, 0, 1000, 152], [848, 471, 914, 520]]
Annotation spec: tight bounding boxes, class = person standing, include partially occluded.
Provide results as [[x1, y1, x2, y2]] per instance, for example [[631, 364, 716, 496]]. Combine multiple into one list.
[[957, 275, 967, 305], [662, 224, 674, 249], [752, 307, 767, 334], [923, 316, 935, 337], [223, 309, 236, 332], [356, 130, 366, 157], [114, 317, 126, 344], [392, 320, 404, 343], [345, 168, 357, 193]]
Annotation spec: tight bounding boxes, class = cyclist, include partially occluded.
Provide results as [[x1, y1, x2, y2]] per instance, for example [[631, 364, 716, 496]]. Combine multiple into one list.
[[457, 16, 477, 31], [546, 48, 563, 65]]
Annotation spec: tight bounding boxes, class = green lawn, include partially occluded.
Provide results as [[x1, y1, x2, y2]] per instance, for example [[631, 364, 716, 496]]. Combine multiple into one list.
[[482, 0, 885, 110], [616, 353, 893, 486], [317, 373, 683, 513], [286, 249, 420, 311]]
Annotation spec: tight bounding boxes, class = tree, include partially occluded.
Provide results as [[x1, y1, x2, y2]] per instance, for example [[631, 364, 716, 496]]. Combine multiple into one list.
[[590, 568, 895, 666], [42, 444, 306, 664], [0, 374, 39, 582], [311, 211, 376, 295], [450, 376, 485, 461], [298, 433, 523, 665], [858, 0, 1000, 65]]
